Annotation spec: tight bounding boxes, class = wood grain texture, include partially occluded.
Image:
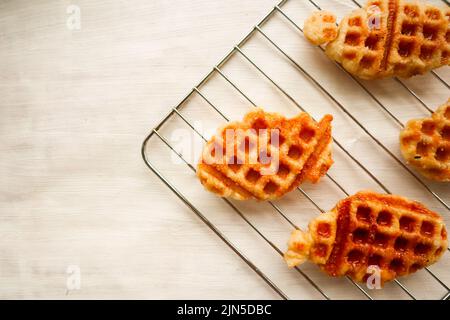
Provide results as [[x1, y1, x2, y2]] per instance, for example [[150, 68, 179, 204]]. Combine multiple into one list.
[[0, 0, 279, 299], [1, 0, 449, 299]]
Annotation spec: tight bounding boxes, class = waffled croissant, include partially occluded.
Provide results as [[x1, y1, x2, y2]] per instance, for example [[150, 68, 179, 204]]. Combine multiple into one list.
[[284, 191, 448, 284], [303, 0, 450, 79]]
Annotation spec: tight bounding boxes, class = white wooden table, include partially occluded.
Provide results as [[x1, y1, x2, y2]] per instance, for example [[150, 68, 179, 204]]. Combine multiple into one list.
[[1, 0, 449, 299]]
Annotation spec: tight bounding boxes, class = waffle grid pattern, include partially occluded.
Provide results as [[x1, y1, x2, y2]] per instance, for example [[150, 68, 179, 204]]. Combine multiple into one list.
[[324, 0, 450, 79], [286, 191, 448, 283], [142, 0, 450, 299], [197, 109, 333, 200], [400, 99, 450, 181]]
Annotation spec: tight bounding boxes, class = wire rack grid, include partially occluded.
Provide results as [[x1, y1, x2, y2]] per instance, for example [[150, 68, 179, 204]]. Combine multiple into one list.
[[142, 0, 450, 300]]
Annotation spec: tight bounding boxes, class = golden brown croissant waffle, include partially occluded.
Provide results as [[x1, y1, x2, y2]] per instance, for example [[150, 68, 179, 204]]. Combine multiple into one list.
[[197, 108, 333, 200], [400, 99, 450, 182], [284, 191, 448, 284], [303, 0, 450, 79]]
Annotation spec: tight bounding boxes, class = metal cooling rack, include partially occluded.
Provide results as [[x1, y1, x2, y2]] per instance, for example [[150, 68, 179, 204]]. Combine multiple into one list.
[[142, 0, 450, 300]]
